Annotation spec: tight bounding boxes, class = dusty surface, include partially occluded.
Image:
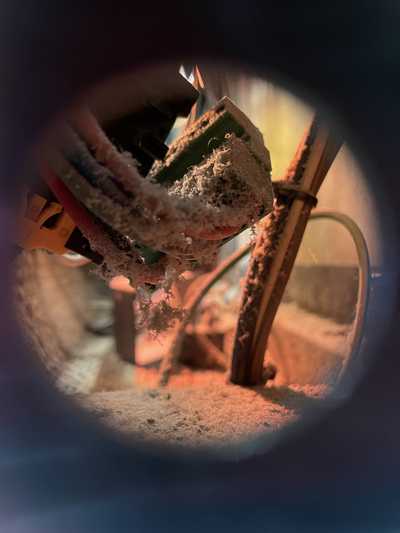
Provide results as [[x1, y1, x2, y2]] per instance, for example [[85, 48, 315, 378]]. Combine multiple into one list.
[[167, 133, 272, 229], [269, 303, 351, 386], [76, 297, 344, 451], [14, 250, 91, 373], [82, 368, 327, 450], [14, 250, 342, 452], [274, 302, 351, 356]]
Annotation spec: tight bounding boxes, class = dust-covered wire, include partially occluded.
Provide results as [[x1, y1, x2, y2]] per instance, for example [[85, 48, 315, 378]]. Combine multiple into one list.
[[166, 209, 370, 385]]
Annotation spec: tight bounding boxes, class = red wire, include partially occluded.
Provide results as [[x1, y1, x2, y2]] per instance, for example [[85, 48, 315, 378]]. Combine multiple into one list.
[[39, 162, 240, 245], [38, 160, 99, 236]]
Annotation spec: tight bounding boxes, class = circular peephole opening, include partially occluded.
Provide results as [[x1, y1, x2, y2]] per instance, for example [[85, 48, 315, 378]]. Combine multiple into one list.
[[13, 62, 382, 457]]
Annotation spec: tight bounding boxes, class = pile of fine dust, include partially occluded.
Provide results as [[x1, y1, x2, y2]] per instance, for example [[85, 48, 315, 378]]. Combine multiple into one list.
[[82, 368, 327, 450], [167, 134, 271, 228]]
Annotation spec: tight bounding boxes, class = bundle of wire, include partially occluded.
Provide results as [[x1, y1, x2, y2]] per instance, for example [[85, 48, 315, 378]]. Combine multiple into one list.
[[40, 103, 273, 287]]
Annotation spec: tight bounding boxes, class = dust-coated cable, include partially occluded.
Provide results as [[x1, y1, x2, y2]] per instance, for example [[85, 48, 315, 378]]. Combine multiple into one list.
[[174, 209, 370, 384]]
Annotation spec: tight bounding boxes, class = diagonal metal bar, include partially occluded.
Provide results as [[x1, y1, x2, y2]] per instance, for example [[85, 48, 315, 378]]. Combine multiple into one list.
[[230, 117, 343, 385]]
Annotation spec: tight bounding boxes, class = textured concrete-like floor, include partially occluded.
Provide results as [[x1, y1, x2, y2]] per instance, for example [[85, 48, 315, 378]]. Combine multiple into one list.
[[81, 367, 327, 451]]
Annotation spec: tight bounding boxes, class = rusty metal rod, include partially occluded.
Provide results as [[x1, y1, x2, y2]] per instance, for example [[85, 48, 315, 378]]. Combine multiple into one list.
[[230, 117, 342, 385]]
